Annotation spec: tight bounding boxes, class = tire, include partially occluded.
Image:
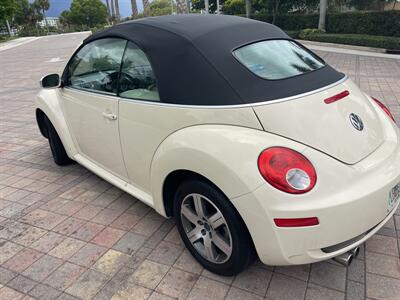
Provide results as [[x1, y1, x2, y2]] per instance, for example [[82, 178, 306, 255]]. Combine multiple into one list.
[[44, 116, 73, 166], [173, 180, 255, 276]]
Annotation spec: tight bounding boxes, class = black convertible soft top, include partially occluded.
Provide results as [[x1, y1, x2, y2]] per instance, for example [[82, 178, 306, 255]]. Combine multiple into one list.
[[82, 14, 344, 106]]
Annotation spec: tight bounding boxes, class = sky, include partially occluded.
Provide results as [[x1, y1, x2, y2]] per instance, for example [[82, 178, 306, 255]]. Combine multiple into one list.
[[44, 0, 144, 17]]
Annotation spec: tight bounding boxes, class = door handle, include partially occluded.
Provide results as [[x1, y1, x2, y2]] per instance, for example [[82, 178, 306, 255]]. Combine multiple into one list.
[[102, 112, 117, 120]]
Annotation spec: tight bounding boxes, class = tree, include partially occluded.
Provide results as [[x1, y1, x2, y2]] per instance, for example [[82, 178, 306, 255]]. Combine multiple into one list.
[[245, 0, 251, 17], [34, 0, 50, 27], [14, 0, 43, 26], [61, 0, 108, 28], [144, 0, 174, 16], [0, 0, 17, 35], [131, 0, 138, 17], [318, 0, 327, 31]]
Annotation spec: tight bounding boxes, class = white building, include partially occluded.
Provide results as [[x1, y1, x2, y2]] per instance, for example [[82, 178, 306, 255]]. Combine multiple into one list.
[[37, 17, 59, 28]]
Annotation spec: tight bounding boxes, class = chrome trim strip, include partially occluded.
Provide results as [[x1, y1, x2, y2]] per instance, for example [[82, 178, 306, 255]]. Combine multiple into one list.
[[63, 75, 348, 109]]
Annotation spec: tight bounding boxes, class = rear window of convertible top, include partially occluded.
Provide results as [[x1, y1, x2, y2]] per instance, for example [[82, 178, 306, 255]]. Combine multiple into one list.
[[233, 40, 325, 80]]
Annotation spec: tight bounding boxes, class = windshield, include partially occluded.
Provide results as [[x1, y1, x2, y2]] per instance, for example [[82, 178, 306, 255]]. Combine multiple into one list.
[[233, 40, 325, 80]]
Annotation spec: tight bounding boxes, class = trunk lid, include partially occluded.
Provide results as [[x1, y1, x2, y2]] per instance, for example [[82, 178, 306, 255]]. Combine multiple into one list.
[[253, 79, 384, 164]]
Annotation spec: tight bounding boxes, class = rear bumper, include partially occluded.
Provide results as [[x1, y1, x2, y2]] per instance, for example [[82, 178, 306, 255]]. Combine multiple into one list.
[[232, 126, 400, 266]]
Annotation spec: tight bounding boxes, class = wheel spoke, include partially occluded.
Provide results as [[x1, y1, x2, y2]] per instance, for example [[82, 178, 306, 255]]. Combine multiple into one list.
[[203, 236, 216, 261], [187, 227, 202, 244], [193, 194, 206, 218], [212, 233, 232, 256], [208, 211, 224, 229], [181, 205, 198, 225]]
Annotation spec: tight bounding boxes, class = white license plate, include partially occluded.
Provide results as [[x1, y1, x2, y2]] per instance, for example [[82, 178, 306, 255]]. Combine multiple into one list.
[[388, 183, 400, 212]]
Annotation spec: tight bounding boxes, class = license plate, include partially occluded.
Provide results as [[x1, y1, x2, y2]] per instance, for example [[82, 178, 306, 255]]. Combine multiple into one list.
[[388, 183, 400, 212]]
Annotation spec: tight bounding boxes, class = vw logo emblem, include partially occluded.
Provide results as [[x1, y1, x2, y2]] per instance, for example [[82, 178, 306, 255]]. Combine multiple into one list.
[[349, 113, 364, 131]]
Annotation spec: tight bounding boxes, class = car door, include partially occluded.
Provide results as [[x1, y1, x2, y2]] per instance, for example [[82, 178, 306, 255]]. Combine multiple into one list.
[[61, 38, 129, 179]]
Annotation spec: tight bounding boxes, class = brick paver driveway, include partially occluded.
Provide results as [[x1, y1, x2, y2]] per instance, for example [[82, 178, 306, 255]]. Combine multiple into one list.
[[0, 32, 400, 300]]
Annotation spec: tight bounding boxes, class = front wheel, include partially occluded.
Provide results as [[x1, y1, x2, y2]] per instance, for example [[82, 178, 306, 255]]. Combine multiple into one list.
[[44, 116, 73, 166], [173, 180, 255, 276]]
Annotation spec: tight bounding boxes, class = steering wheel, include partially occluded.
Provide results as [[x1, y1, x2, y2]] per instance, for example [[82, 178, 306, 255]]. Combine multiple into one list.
[[100, 72, 136, 94]]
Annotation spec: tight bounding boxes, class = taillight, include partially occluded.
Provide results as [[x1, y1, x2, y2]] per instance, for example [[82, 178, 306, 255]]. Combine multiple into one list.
[[258, 147, 317, 194], [372, 97, 395, 123]]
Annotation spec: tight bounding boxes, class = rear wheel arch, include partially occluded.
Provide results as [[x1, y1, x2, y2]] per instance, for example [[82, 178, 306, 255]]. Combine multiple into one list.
[[162, 169, 256, 247]]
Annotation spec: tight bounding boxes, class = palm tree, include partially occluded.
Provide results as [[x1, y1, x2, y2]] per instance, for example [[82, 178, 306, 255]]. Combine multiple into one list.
[[142, 0, 150, 15], [318, 0, 327, 31], [35, 0, 50, 27], [105, 0, 111, 17], [245, 0, 251, 18], [176, 0, 188, 13], [114, 0, 120, 20], [131, 0, 138, 17]]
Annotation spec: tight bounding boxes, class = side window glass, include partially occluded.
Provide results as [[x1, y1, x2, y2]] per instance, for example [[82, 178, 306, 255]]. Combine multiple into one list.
[[119, 42, 159, 101], [67, 38, 127, 95]]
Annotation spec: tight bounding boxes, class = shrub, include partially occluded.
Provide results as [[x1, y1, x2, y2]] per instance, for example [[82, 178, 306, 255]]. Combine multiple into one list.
[[300, 33, 400, 50], [298, 28, 324, 39], [250, 10, 400, 37]]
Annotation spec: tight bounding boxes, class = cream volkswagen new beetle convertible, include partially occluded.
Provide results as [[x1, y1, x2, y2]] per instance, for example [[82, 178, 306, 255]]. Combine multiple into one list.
[[35, 14, 400, 275]]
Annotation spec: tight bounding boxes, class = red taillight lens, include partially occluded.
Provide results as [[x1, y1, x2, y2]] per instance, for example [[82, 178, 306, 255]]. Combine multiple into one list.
[[274, 217, 319, 227], [372, 97, 395, 123], [258, 147, 317, 194]]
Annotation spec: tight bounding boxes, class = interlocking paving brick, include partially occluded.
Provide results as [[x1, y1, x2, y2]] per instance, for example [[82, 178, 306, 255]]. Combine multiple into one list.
[[148, 241, 184, 266], [13, 226, 47, 247], [129, 259, 170, 289], [366, 251, 400, 279], [22, 255, 63, 282], [347, 258, 365, 283], [30, 231, 65, 253], [346, 280, 365, 300], [53, 217, 86, 236], [187, 276, 229, 300], [274, 264, 311, 281], [0, 240, 24, 264], [110, 213, 141, 231], [148, 291, 175, 300], [225, 287, 263, 300], [68, 243, 107, 267], [92, 249, 130, 276], [3, 247, 43, 272], [232, 265, 272, 296], [91, 227, 126, 248], [7, 275, 37, 294], [70, 222, 105, 242], [266, 273, 307, 300], [49, 237, 86, 260], [0, 266, 18, 285], [43, 262, 86, 291], [73, 204, 102, 220], [29, 283, 62, 300], [309, 261, 347, 291], [111, 283, 152, 300], [366, 273, 400, 299], [66, 269, 109, 300], [20, 209, 67, 230], [173, 249, 204, 275], [156, 268, 198, 299], [366, 234, 399, 257], [92, 208, 123, 226], [305, 283, 345, 300], [0, 286, 25, 300], [112, 232, 147, 255]]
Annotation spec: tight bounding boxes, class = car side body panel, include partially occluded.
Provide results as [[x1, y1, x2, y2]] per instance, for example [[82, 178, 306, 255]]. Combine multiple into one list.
[[119, 99, 263, 196]]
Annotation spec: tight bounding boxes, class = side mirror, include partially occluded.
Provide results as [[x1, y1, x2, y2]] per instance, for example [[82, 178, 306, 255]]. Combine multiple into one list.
[[40, 74, 60, 88]]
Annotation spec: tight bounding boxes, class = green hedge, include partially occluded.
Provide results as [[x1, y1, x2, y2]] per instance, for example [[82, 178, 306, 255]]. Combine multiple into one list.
[[251, 11, 400, 37], [300, 33, 400, 50]]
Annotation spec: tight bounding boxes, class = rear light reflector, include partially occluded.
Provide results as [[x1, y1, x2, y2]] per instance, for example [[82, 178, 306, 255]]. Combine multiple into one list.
[[324, 90, 349, 104], [258, 147, 317, 194], [274, 217, 319, 227], [372, 97, 396, 123]]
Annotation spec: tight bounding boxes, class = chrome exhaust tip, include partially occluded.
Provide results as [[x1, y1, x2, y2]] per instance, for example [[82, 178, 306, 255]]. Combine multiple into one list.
[[332, 252, 353, 266], [349, 246, 360, 258]]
